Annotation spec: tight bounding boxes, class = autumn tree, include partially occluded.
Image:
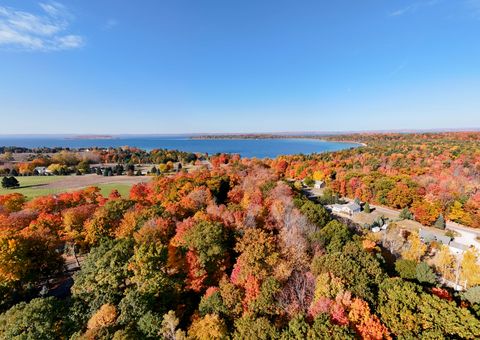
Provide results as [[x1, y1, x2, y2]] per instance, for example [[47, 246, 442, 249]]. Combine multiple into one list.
[[312, 241, 386, 302], [84, 199, 134, 245], [460, 248, 480, 288], [0, 193, 25, 213], [401, 232, 427, 262], [435, 245, 457, 281], [188, 314, 228, 340]]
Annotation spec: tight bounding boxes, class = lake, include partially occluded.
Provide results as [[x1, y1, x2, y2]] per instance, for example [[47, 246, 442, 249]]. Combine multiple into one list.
[[0, 136, 359, 158]]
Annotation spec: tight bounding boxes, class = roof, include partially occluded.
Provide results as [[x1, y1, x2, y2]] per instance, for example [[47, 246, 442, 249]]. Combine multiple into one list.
[[419, 228, 452, 245], [448, 241, 469, 251], [346, 202, 361, 211]]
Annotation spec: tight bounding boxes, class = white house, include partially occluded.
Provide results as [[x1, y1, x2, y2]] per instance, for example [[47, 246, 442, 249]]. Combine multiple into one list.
[[329, 202, 361, 216], [34, 166, 47, 175], [448, 241, 469, 256], [419, 228, 470, 256], [314, 180, 325, 189]]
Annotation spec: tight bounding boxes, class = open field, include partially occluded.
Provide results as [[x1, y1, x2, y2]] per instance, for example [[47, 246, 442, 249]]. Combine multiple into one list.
[[0, 175, 151, 199]]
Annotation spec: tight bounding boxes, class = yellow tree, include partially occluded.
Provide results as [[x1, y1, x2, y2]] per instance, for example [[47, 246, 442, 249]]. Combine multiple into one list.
[[313, 170, 325, 181], [449, 201, 467, 223], [435, 245, 457, 281], [188, 314, 228, 340], [401, 232, 427, 262], [460, 248, 480, 288]]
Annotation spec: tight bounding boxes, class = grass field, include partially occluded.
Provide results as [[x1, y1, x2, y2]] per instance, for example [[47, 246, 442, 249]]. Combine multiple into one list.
[[97, 183, 132, 198], [0, 176, 66, 198], [0, 176, 134, 199]]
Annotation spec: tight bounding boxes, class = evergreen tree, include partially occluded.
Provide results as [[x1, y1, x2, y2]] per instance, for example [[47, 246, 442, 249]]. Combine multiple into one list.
[[1, 176, 20, 189], [399, 207, 413, 220], [434, 214, 446, 230]]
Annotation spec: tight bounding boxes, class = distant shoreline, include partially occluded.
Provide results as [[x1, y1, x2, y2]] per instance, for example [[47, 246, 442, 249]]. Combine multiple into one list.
[[65, 135, 116, 140], [190, 134, 367, 147]]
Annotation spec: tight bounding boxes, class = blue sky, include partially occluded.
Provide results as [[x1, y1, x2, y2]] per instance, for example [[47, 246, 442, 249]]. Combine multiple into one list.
[[0, 0, 479, 134]]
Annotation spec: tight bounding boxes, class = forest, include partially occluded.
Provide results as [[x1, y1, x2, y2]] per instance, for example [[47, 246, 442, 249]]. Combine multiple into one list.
[[1, 141, 480, 339], [271, 132, 480, 228]]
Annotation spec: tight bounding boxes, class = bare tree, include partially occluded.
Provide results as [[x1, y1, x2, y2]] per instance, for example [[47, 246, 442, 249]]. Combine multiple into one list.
[[277, 270, 315, 316]]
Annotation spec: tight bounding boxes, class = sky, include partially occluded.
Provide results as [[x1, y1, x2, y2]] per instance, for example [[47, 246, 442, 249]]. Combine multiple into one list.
[[0, 0, 480, 134]]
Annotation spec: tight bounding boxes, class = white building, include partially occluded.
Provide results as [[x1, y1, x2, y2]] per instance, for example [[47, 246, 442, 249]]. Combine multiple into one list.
[[314, 180, 325, 189], [329, 202, 361, 216], [448, 241, 469, 256], [34, 166, 47, 175]]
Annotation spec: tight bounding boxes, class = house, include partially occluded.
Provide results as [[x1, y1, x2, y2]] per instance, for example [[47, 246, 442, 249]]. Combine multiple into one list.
[[448, 241, 469, 256], [419, 229, 452, 245], [329, 202, 361, 216], [314, 180, 325, 189], [34, 166, 48, 175], [419, 228, 469, 255]]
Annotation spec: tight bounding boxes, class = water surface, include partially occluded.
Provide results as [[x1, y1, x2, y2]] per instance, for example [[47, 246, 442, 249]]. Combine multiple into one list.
[[0, 136, 359, 158]]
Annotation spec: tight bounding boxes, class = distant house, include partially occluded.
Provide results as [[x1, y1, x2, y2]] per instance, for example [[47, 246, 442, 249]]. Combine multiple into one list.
[[34, 166, 48, 175], [419, 228, 469, 255], [314, 180, 325, 189], [448, 241, 469, 256], [419, 229, 452, 245], [329, 202, 361, 216]]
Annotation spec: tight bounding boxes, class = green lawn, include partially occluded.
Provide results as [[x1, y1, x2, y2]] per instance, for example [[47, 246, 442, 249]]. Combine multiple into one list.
[[0, 176, 67, 199], [97, 183, 132, 198], [0, 176, 133, 199]]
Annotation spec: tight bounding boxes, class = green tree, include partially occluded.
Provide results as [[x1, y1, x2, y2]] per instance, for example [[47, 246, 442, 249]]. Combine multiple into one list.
[[311, 220, 352, 253], [363, 202, 371, 213], [300, 201, 331, 228], [77, 160, 91, 174], [434, 214, 446, 230], [462, 286, 480, 305], [312, 241, 386, 302], [399, 207, 413, 220], [0, 297, 68, 339], [395, 259, 417, 279], [415, 262, 436, 284], [199, 290, 227, 317], [183, 221, 227, 271], [233, 315, 278, 340], [1, 176, 19, 189], [71, 239, 134, 314], [378, 278, 480, 338], [281, 314, 310, 339], [303, 177, 314, 187], [307, 313, 356, 339]]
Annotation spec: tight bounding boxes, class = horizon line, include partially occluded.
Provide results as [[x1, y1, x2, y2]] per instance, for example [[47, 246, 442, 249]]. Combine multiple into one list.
[[0, 127, 479, 137]]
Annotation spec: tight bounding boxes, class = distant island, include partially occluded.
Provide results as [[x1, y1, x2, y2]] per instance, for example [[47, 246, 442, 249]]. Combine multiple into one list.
[[66, 135, 116, 140]]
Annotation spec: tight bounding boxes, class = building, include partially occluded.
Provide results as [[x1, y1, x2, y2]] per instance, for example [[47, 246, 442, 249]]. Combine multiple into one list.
[[419, 229, 452, 245], [419, 228, 470, 255], [448, 241, 469, 256], [314, 180, 325, 189], [34, 166, 48, 175], [328, 202, 361, 216]]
